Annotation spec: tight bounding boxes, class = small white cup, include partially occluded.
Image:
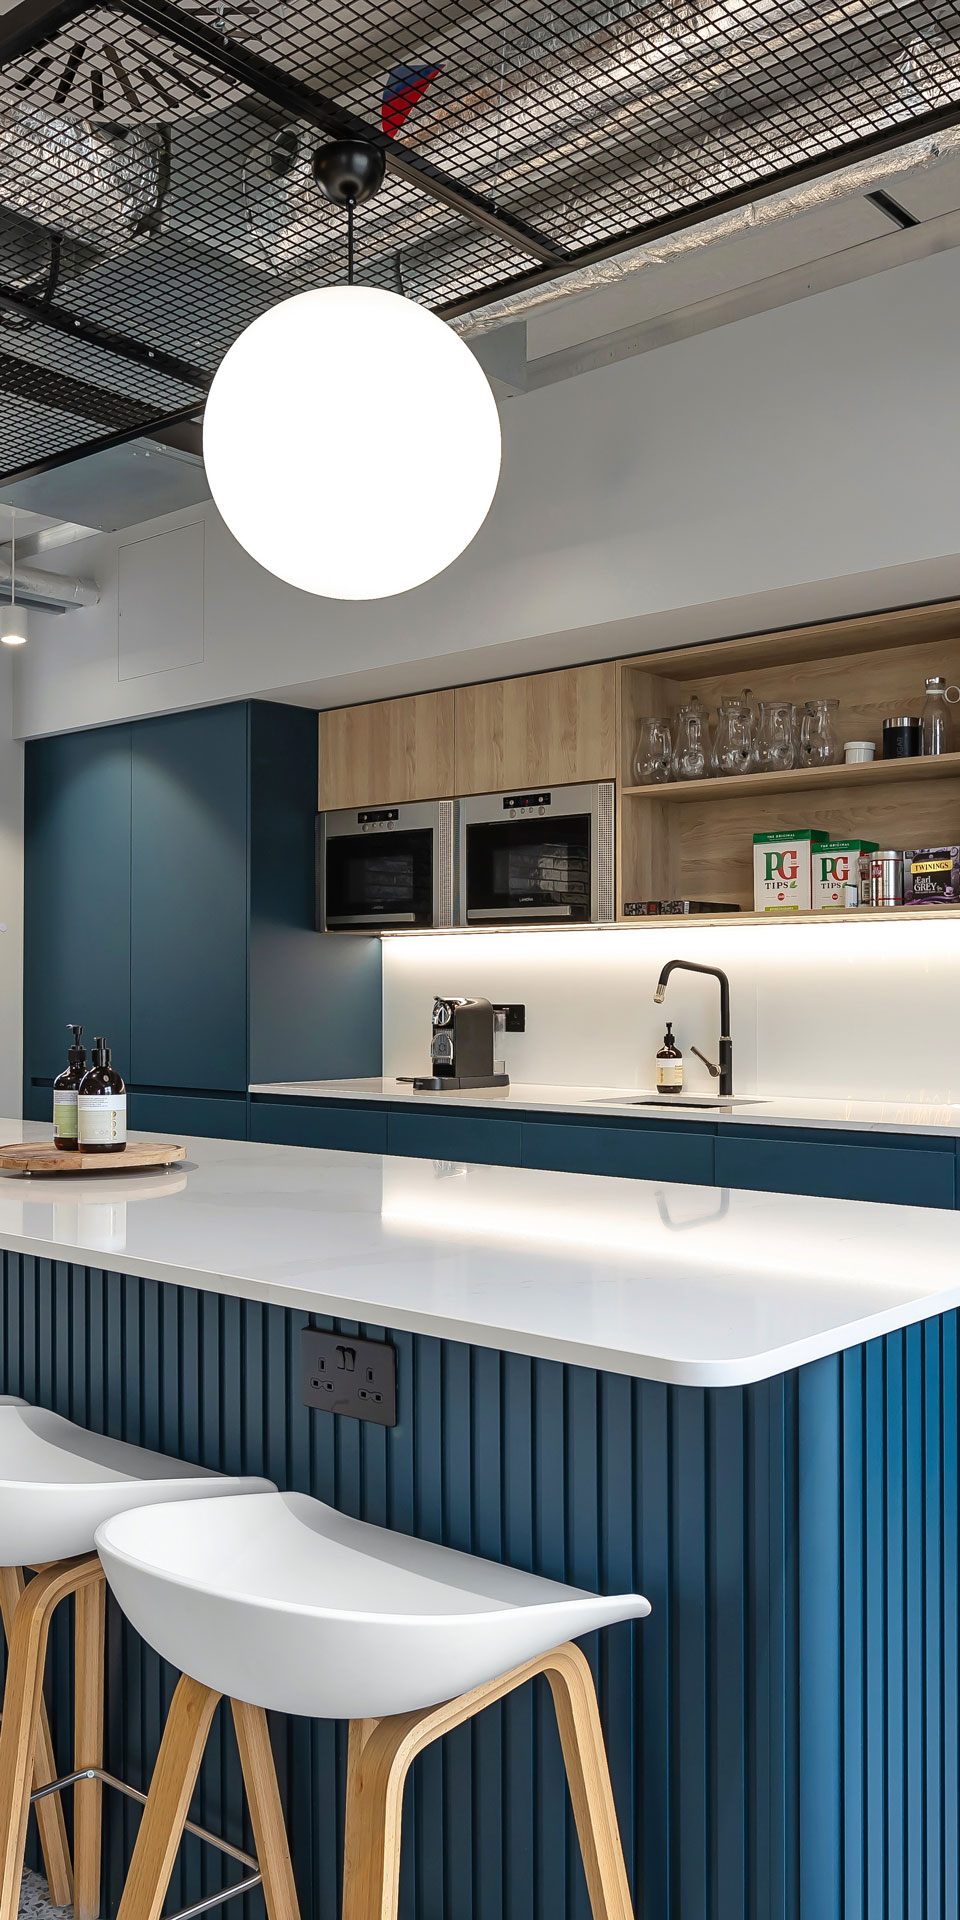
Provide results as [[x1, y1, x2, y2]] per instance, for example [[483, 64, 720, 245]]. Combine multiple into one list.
[[844, 740, 876, 764]]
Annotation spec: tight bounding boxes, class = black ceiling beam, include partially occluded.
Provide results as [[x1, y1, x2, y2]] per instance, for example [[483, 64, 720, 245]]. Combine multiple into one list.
[[0, 0, 567, 269], [0, 399, 203, 485], [437, 97, 960, 320], [0, 280, 211, 388], [0, 347, 167, 428]]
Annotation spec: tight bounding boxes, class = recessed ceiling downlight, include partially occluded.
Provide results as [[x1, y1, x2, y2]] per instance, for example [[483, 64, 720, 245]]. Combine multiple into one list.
[[202, 284, 502, 601]]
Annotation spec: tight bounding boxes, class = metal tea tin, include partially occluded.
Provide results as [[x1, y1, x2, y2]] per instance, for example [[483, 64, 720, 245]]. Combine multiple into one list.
[[868, 850, 904, 907]]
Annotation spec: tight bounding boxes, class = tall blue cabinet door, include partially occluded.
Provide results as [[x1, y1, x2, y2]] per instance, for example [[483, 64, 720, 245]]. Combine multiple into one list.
[[130, 704, 249, 1091], [23, 725, 132, 1108]]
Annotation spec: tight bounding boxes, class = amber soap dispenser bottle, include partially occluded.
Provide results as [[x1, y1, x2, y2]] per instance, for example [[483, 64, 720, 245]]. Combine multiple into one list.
[[78, 1037, 127, 1153], [656, 1022, 683, 1095], [53, 1024, 86, 1150]]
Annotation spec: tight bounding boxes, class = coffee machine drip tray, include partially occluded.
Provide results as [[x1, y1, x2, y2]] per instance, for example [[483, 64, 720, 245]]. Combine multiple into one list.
[[411, 1073, 511, 1092]]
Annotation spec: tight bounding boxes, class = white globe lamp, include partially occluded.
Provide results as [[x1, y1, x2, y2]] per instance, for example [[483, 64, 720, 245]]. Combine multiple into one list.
[[203, 141, 502, 602]]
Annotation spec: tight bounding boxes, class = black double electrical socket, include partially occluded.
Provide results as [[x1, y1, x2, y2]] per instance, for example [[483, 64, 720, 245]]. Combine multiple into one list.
[[301, 1328, 397, 1427], [493, 1003, 525, 1032]]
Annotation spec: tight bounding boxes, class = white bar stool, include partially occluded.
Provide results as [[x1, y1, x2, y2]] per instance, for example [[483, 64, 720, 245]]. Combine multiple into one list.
[[0, 1401, 272, 1920], [97, 1489, 651, 1920]]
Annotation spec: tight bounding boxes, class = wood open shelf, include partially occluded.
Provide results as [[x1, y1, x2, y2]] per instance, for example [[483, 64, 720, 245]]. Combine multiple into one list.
[[622, 749, 960, 802], [615, 598, 960, 914]]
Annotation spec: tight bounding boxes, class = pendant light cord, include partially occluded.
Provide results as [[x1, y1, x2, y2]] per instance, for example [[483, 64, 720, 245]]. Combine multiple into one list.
[[10, 507, 15, 610], [346, 193, 355, 286]]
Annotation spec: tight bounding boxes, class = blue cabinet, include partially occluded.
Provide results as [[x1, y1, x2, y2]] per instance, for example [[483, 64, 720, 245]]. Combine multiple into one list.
[[716, 1129, 956, 1209], [387, 1108, 523, 1166], [130, 705, 249, 1092], [23, 701, 383, 1122], [23, 724, 132, 1096], [250, 1100, 387, 1153], [521, 1118, 715, 1185], [127, 1091, 248, 1140]]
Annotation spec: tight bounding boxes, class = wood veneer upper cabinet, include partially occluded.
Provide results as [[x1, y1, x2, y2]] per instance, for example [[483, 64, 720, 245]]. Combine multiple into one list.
[[454, 664, 617, 794], [318, 690, 456, 808]]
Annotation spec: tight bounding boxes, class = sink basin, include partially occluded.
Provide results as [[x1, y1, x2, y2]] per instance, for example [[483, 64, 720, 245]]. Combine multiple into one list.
[[595, 1093, 767, 1110]]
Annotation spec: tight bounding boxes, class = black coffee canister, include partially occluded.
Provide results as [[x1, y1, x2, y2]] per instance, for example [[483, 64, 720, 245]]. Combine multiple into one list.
[[882, 716, 922, 759]]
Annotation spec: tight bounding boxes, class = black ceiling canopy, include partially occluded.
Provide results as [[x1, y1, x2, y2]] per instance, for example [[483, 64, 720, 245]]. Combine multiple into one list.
[[0, 0, 959, 484]]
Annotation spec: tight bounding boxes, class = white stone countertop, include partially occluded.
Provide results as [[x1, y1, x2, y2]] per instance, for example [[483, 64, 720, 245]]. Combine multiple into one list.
[[0, 1118, 956, 1388], [249, 1077, 960, 1138]]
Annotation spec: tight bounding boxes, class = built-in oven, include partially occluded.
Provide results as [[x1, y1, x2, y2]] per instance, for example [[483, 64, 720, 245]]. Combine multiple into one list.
[[319, 800, 455, 931], [458, 781, 615, 926]]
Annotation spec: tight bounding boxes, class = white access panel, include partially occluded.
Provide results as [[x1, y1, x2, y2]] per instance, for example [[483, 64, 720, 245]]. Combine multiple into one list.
[[118, 519, 204, 680]]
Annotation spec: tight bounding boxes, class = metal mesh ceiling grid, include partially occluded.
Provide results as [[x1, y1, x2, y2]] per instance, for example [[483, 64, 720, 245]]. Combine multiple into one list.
[[0, 0, 960, 481]]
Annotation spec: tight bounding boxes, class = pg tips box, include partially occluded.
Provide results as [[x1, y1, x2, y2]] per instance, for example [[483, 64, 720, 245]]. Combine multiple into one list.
[[753, 829, 829, 911], [812, 839, 878, 911]]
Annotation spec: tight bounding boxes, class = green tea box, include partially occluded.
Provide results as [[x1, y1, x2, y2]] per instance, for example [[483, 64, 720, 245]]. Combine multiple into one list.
[[812, 838, 878, 911], [752, 829, 830, 912]]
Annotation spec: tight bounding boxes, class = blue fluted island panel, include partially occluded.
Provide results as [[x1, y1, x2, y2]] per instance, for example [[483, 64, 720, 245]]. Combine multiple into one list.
[[1, 1253, 956, 1920]]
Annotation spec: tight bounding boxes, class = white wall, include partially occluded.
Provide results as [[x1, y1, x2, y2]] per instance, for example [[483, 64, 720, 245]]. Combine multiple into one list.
[[0, 653, 22, 1113], [382, 918, 960, 1107], [13, 241, 960, 740]]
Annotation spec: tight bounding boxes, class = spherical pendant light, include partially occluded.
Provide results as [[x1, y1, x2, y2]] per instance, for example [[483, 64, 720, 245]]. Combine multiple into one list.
[[203, 144, 502, 601]]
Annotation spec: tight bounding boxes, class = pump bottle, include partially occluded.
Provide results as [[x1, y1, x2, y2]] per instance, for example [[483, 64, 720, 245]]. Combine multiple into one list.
[[53, 1025, 86, 1150], [78, 1038, 127, 1154], [656, 1022, 683, 1094]]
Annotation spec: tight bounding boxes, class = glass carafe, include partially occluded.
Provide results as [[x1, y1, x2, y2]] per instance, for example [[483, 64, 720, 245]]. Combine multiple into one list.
[[800, 698, 841, 767], [711, 692, 754, 776], [921, 676, 960, 755], [753, 699, 797, 773], [670, 696, 711, 781], [634, 715, 672, 784]]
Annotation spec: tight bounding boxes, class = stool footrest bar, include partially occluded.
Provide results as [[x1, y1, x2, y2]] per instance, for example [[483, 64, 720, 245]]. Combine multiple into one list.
[[29, 1769, 261, 1877]]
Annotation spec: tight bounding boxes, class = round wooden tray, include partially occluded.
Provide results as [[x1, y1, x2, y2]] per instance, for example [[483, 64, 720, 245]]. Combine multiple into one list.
[[0, 1140, 187, 1175]]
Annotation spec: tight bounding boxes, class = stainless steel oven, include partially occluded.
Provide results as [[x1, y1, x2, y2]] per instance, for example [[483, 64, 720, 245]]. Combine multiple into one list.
[[319, 799, 455, 931], [458, 781, 615, 925]]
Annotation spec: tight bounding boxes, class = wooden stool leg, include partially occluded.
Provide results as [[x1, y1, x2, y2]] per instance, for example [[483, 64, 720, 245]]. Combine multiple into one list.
[[544, 1645, 635, 1920], [0, 1565, 73, 1909], [231, 1702, 301, 1920], [341, 1718, 412, 1920], [0, 1559, 100, 1920], [115, 1674, 221, 1920], [74, 1573, 107, 1920]]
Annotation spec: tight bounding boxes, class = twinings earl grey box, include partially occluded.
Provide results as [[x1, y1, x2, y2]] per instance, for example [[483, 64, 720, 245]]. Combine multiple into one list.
[[812, 839, 878, 911], [753, 829, 830, 911], [903, 847, 960, 905]]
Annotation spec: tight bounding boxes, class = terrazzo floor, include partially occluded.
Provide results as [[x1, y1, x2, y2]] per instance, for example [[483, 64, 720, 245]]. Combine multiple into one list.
[[18, 1872, 67, 1920]]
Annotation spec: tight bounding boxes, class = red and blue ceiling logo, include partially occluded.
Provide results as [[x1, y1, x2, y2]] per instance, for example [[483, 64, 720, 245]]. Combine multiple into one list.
[[382, 63, 441, 138]]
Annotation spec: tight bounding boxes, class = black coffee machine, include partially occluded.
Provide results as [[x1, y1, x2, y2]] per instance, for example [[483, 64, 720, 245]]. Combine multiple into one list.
[[413, 996, 509, 1091]]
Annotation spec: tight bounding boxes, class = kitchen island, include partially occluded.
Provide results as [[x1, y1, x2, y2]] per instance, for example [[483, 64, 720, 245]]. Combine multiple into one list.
[[0, 1121, 954, 1920]]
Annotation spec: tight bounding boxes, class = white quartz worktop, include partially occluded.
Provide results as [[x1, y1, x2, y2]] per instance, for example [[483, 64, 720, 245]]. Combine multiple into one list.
[[0, 1118, 956, 1388], [250, 1077, 960, 1138]]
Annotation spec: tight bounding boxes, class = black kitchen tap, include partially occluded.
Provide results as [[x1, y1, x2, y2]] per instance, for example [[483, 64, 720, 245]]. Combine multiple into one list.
[[654, 960, 733, 1098]]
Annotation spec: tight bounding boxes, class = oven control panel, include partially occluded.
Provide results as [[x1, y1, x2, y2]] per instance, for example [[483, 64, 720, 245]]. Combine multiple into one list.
[[503, 792, 551, 816], [357, 808, 399, 832]]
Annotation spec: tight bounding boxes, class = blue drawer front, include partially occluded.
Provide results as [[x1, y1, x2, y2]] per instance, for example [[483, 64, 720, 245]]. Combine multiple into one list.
[[717, 1132, 955, 1209], [387, 1109, 523, 1166], [127, 1093, 248, 1140], [250, 1101, 388, 1154], [521, 1119, 715, 1184]]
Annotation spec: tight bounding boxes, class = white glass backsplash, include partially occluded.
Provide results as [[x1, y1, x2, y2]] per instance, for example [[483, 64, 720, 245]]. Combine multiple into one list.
[[381, 920, 959, 1104]]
